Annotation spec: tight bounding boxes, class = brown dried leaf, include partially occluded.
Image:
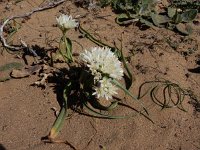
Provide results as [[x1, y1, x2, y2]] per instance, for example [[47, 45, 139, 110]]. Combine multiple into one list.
[[10, 65, 42, 78], [11, 69, 30, 78], [33, 73, 52, 88], [27, 65, 41, 74]]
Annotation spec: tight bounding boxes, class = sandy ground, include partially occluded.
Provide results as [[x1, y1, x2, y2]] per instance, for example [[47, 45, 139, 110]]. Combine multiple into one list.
[[0, 0, 200, 150]]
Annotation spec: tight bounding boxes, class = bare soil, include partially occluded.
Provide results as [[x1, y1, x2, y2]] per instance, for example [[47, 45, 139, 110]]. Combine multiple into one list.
[[0, 0, 200, 150]]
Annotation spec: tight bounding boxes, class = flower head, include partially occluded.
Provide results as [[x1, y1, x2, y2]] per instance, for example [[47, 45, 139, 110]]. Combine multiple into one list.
[[80, 47, 123, 80], [56, 14, 78, 31], [93, 77, 118, 100]]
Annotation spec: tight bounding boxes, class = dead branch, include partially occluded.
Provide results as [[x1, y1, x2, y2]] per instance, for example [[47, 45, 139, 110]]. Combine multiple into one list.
[[0, 0, 65, 51]]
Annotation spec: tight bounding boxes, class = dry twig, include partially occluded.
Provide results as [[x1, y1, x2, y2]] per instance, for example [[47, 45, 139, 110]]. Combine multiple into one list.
[[0, 0, 65, 51]]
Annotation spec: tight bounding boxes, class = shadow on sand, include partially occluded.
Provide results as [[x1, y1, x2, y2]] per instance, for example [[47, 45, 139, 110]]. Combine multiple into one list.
[[0, 144, 6, 150]]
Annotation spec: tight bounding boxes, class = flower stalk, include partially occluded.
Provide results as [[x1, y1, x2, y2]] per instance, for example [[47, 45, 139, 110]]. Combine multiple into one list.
[[59, 33, 73, 63], [56, 14, 78, 63]]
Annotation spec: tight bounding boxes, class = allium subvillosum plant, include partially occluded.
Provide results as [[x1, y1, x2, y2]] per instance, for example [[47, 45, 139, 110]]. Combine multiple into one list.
[[45, 13, 151, 143], [44, 13, 188, 143]]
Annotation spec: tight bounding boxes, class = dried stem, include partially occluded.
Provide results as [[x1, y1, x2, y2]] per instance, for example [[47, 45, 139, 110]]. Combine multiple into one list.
[[0, 0, 65, 51]]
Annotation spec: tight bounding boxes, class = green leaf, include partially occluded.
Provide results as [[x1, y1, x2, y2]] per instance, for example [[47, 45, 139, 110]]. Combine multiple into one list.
[[0, 62, 23, 82], [139, 4, 149, 15], [83, 101, 154, 123], [168, 7, 176, 18], [129, 13, 139, 19], [142, 0, 154, 5], [100, 0, 111, 7], [58, 36, 67, 58], [118, 13, 129, 19], [111, 0, 119, 10], [116, 13, 134, 25], [138, 80, 187, 112], [151, 13, 169, 27], [140, 18, 154, 27], [66, 37, 72, 53], [167, 23, 175, 30], [83, 101, 127, 119], [173, 13, 182, 24], [181, 9, 198, 22], [90, 100, 119, 111], [48, 82, 71, 140], [111, 79, 149, 115], [59, 36, 65, 50], [111, 79, 137, 101], [176, 23, 193, 35], [120, 46, 133, 89], [58, 35, 73, 63], [78, 25, 121, 58], [65, 37, 73, 62]]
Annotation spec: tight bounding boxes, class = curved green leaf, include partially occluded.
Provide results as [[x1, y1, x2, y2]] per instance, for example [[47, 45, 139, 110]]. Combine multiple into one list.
[[151, 13, 170, 27], [48, 82, 71, 140], [111, 79, 148, 115], [173, 13, 183, 24], [181, 9, 198, 22], [176, 23, 193, 35], [168, 7, 176, 18]]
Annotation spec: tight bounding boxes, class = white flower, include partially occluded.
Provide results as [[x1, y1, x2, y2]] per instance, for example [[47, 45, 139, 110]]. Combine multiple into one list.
[[56, 14, 78, 31], [93, 77, 118, 100], [80, 47, 123, 80]]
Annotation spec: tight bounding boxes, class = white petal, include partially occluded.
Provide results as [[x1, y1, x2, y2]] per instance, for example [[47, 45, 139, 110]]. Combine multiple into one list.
[[80, 47, 124, 80], [56, 14, 78, 30]]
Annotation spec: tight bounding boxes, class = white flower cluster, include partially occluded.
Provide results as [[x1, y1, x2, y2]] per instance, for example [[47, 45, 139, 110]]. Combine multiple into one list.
[[93, 77, 118, 100], [80, 47, 123, 80], [80, 47, 124, 100], [56, 14, 78, 31]]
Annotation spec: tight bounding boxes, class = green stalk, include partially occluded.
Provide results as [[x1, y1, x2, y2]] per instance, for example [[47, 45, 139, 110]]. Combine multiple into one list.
[[64, 34, 73, 62], [59, 33, 73, 63], [83, 101, 129, 119], [78, 25, 121, 58]]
